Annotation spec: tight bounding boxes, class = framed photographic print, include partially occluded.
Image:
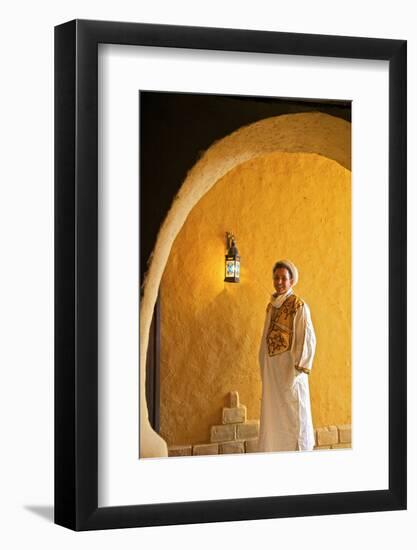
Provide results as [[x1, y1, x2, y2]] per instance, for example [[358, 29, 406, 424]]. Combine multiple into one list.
[[54, 19, 406, 531]]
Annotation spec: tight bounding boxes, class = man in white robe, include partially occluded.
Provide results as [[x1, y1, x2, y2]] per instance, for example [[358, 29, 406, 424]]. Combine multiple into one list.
[[258, 259, 316, 452]]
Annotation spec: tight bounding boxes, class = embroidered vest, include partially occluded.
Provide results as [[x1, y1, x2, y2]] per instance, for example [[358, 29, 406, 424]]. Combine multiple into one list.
[[266, 294, 304, 357]]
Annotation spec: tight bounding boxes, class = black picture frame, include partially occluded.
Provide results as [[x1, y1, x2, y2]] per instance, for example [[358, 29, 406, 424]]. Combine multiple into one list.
[[54, 19, 407, 531]]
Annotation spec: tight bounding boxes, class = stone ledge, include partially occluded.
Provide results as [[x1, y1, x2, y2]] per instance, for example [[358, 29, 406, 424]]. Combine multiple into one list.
[[220, 441, 245, 454], [168, 445, 192, 457], [245, 438, 259, 453], [210, 423, 236, 443], [168, 388, 351, 457], [229, 390, 239, 408], [338, 424, 352, 444], [193, 443, 219, 455], [237, 420, 259, 440], [316, 425, 338, 446], [222, 405, 247, 424]]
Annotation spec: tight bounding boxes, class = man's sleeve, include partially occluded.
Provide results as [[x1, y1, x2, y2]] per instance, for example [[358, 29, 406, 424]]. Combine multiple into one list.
[[292, 303, 316, 375], [258, 303, 271, 380]]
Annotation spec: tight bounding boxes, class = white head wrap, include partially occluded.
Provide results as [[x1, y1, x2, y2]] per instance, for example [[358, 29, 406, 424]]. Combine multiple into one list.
[[274, 259, 299, 286]]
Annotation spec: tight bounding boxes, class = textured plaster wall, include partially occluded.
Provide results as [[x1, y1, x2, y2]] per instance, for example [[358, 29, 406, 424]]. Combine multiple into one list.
[[159, 151, 351, 446]]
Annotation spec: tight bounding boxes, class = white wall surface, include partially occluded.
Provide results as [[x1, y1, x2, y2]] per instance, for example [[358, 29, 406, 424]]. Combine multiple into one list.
[[0, 1, 415, 548]]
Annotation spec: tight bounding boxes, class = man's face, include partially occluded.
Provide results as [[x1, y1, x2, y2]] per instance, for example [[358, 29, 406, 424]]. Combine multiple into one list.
[[273, 267, 293, 295]]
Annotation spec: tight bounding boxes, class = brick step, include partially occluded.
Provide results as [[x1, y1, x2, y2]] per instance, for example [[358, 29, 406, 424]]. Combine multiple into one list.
[[168, 438, 260, 457], [166, 390, 351, 456]]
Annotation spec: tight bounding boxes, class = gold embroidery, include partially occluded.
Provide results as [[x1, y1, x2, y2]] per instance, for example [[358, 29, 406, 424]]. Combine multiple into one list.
[[295, 365, 310, 374], [266, 294, 304, 357]]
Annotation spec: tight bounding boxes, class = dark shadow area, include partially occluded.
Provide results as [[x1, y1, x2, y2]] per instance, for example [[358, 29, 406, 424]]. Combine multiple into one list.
[[24, 505, 54, 523]]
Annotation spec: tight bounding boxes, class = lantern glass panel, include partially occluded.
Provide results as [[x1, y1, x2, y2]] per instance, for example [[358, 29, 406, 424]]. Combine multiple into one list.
[[226, 260, 235, 276]]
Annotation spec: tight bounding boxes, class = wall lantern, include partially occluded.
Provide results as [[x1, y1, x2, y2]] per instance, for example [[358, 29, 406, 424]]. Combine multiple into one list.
[[224, 232, 240, 283]]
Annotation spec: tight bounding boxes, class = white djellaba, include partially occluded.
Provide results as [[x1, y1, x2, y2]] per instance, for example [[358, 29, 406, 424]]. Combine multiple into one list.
[[257, 260, 316, 452]]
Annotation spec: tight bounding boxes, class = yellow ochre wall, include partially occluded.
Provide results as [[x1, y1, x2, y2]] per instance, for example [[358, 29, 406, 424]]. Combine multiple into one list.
[[159, 151, 351, 446]]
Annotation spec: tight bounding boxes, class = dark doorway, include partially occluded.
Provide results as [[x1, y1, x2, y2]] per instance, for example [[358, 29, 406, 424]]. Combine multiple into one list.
[[145, 291, 160, 432]]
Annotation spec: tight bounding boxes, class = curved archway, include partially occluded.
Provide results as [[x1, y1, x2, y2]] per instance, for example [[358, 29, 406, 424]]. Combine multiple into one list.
[[140, 112, 351, 457]]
